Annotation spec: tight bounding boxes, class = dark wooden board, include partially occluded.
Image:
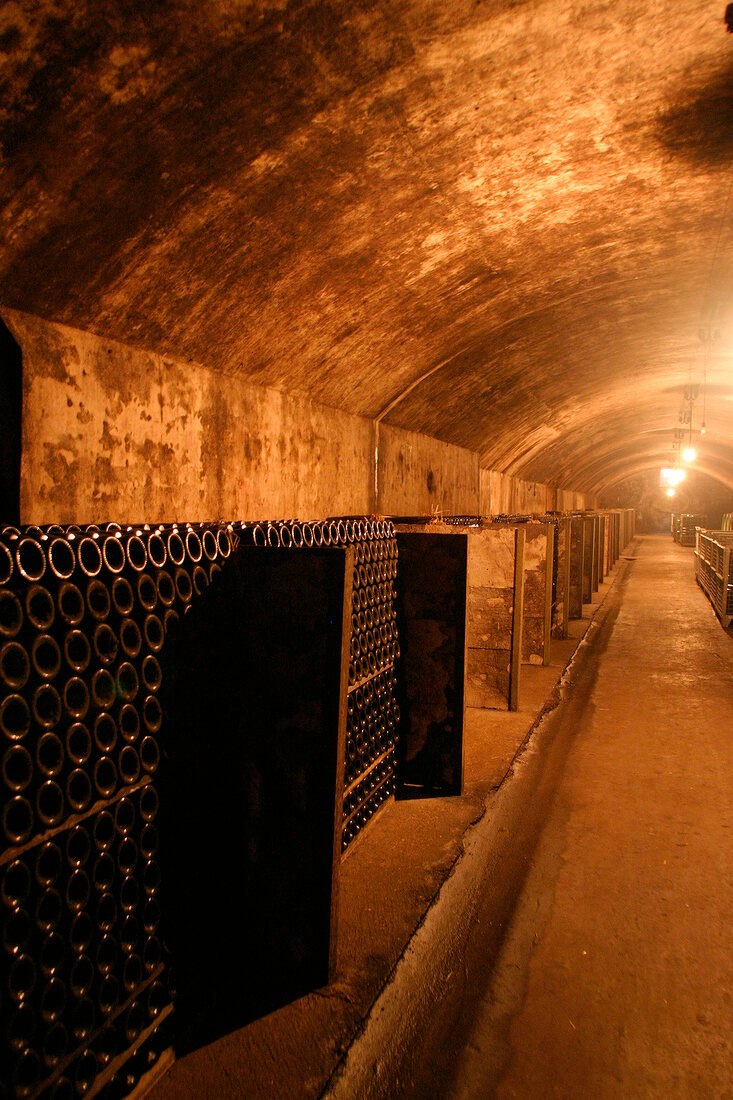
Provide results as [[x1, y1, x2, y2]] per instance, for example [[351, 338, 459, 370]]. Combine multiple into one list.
[[0, 319, 22, 524], [582, 517, 594, 604], [161, 546, 350, 1055], [509, 527, 525, 711], [395, 532, 467, 797], [592, 515, 601, 592], [552, 518, 571, 639], [396, 523, 518, 711], [568, 516, 584, 619], [601, 515, 609, 578]]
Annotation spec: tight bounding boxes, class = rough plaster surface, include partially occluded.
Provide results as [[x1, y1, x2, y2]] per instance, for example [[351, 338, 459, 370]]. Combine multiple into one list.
[[481, 469, 552, 518], [521, 524, 548, 663], [377, 422, 480, 518], [3, 307, 591, 522], [4, 307, 376, 522]]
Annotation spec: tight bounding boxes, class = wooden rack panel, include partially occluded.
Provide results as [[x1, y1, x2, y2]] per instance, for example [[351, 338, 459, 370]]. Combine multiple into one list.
[[162, 546, 351, 1056], [394, 532, 467, 797]]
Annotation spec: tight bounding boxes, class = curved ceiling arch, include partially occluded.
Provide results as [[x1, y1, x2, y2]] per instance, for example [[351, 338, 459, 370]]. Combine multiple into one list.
[[599, 462, 733, 499], [591, 454, 733, 497], [539, 428, 733, 495], [2, 1, 733, 500], [523, 390, 733, 491]]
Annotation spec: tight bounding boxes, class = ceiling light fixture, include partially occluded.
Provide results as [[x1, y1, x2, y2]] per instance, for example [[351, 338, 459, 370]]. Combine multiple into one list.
[[661, 467, 686, 487]]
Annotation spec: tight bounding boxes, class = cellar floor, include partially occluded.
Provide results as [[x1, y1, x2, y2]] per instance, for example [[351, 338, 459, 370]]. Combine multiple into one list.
[[325, 534, 733, 1100], [146, 547, 631, 1100]]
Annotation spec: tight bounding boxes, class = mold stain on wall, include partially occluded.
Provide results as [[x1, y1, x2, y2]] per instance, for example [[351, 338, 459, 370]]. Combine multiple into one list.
[[2, 307, 590, 525]]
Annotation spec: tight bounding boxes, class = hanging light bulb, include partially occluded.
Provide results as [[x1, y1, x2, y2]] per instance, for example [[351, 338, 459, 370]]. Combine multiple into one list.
[[700, 421, 707, 435], [661, 467, 686, 486], [682, 446, 697, 463]]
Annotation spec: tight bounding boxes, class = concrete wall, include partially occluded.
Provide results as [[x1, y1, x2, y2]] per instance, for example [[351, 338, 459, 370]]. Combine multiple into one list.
[[464, 526, 517, 710], [513, 478, 550, 515], [479, 470, 589, 517], [481, 470, 510, 516], [3, 308, 592, 525], [521, 523, 550, 665], [377, 424, 480, 518], [5, 308, 376, 524], [557, 487, 591, 512]]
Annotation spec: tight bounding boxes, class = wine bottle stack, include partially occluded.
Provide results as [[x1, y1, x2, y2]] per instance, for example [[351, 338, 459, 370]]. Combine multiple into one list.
[[0, 520, 233, 1100], [436, 515, 483, 527], [233, 517, 402, 850]]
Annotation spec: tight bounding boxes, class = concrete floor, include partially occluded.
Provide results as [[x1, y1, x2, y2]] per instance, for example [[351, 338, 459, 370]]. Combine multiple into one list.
[[152, 533, 722, 1100], [434, 533, 733, 1099]]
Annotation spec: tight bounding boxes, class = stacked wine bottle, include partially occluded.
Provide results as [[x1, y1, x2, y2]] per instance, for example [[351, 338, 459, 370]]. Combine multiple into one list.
[[432, 515, 483, 527], [0, 521, 233, 1100], [233, 517, 401, 851]]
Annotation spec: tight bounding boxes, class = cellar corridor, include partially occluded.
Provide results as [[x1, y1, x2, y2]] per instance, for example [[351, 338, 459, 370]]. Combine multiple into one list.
[[397, 532, 733, 1100], [142, 532, 733, 1100], [5, 5, 733, 1099]]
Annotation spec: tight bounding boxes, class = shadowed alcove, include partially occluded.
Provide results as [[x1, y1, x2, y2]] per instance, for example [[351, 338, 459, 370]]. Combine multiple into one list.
[[0, 318, 22, 525]]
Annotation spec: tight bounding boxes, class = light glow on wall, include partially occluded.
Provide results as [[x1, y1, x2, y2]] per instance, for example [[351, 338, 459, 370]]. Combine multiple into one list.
[[660, 467, 686, 487]]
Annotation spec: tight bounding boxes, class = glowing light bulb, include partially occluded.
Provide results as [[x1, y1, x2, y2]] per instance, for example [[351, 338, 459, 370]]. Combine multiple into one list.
[[682, 447, 697, 463], [701, 423, 707, 435], [661, 467, 686, 487], [666, 488, 676, 498]]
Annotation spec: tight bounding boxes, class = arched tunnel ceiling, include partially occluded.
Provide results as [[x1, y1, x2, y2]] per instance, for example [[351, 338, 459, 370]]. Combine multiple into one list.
[[2, 0, 733, 497]]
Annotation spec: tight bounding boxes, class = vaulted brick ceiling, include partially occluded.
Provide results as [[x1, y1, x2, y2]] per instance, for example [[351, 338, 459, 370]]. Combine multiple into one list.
[[2, 0, 733, 495]]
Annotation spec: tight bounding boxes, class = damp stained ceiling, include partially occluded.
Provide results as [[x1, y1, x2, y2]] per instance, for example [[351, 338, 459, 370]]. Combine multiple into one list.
[[2, 0, 733, 497]]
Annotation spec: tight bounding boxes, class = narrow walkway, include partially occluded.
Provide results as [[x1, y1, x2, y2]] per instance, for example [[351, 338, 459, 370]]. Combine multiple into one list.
[[442, 534, 733, 1098]]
